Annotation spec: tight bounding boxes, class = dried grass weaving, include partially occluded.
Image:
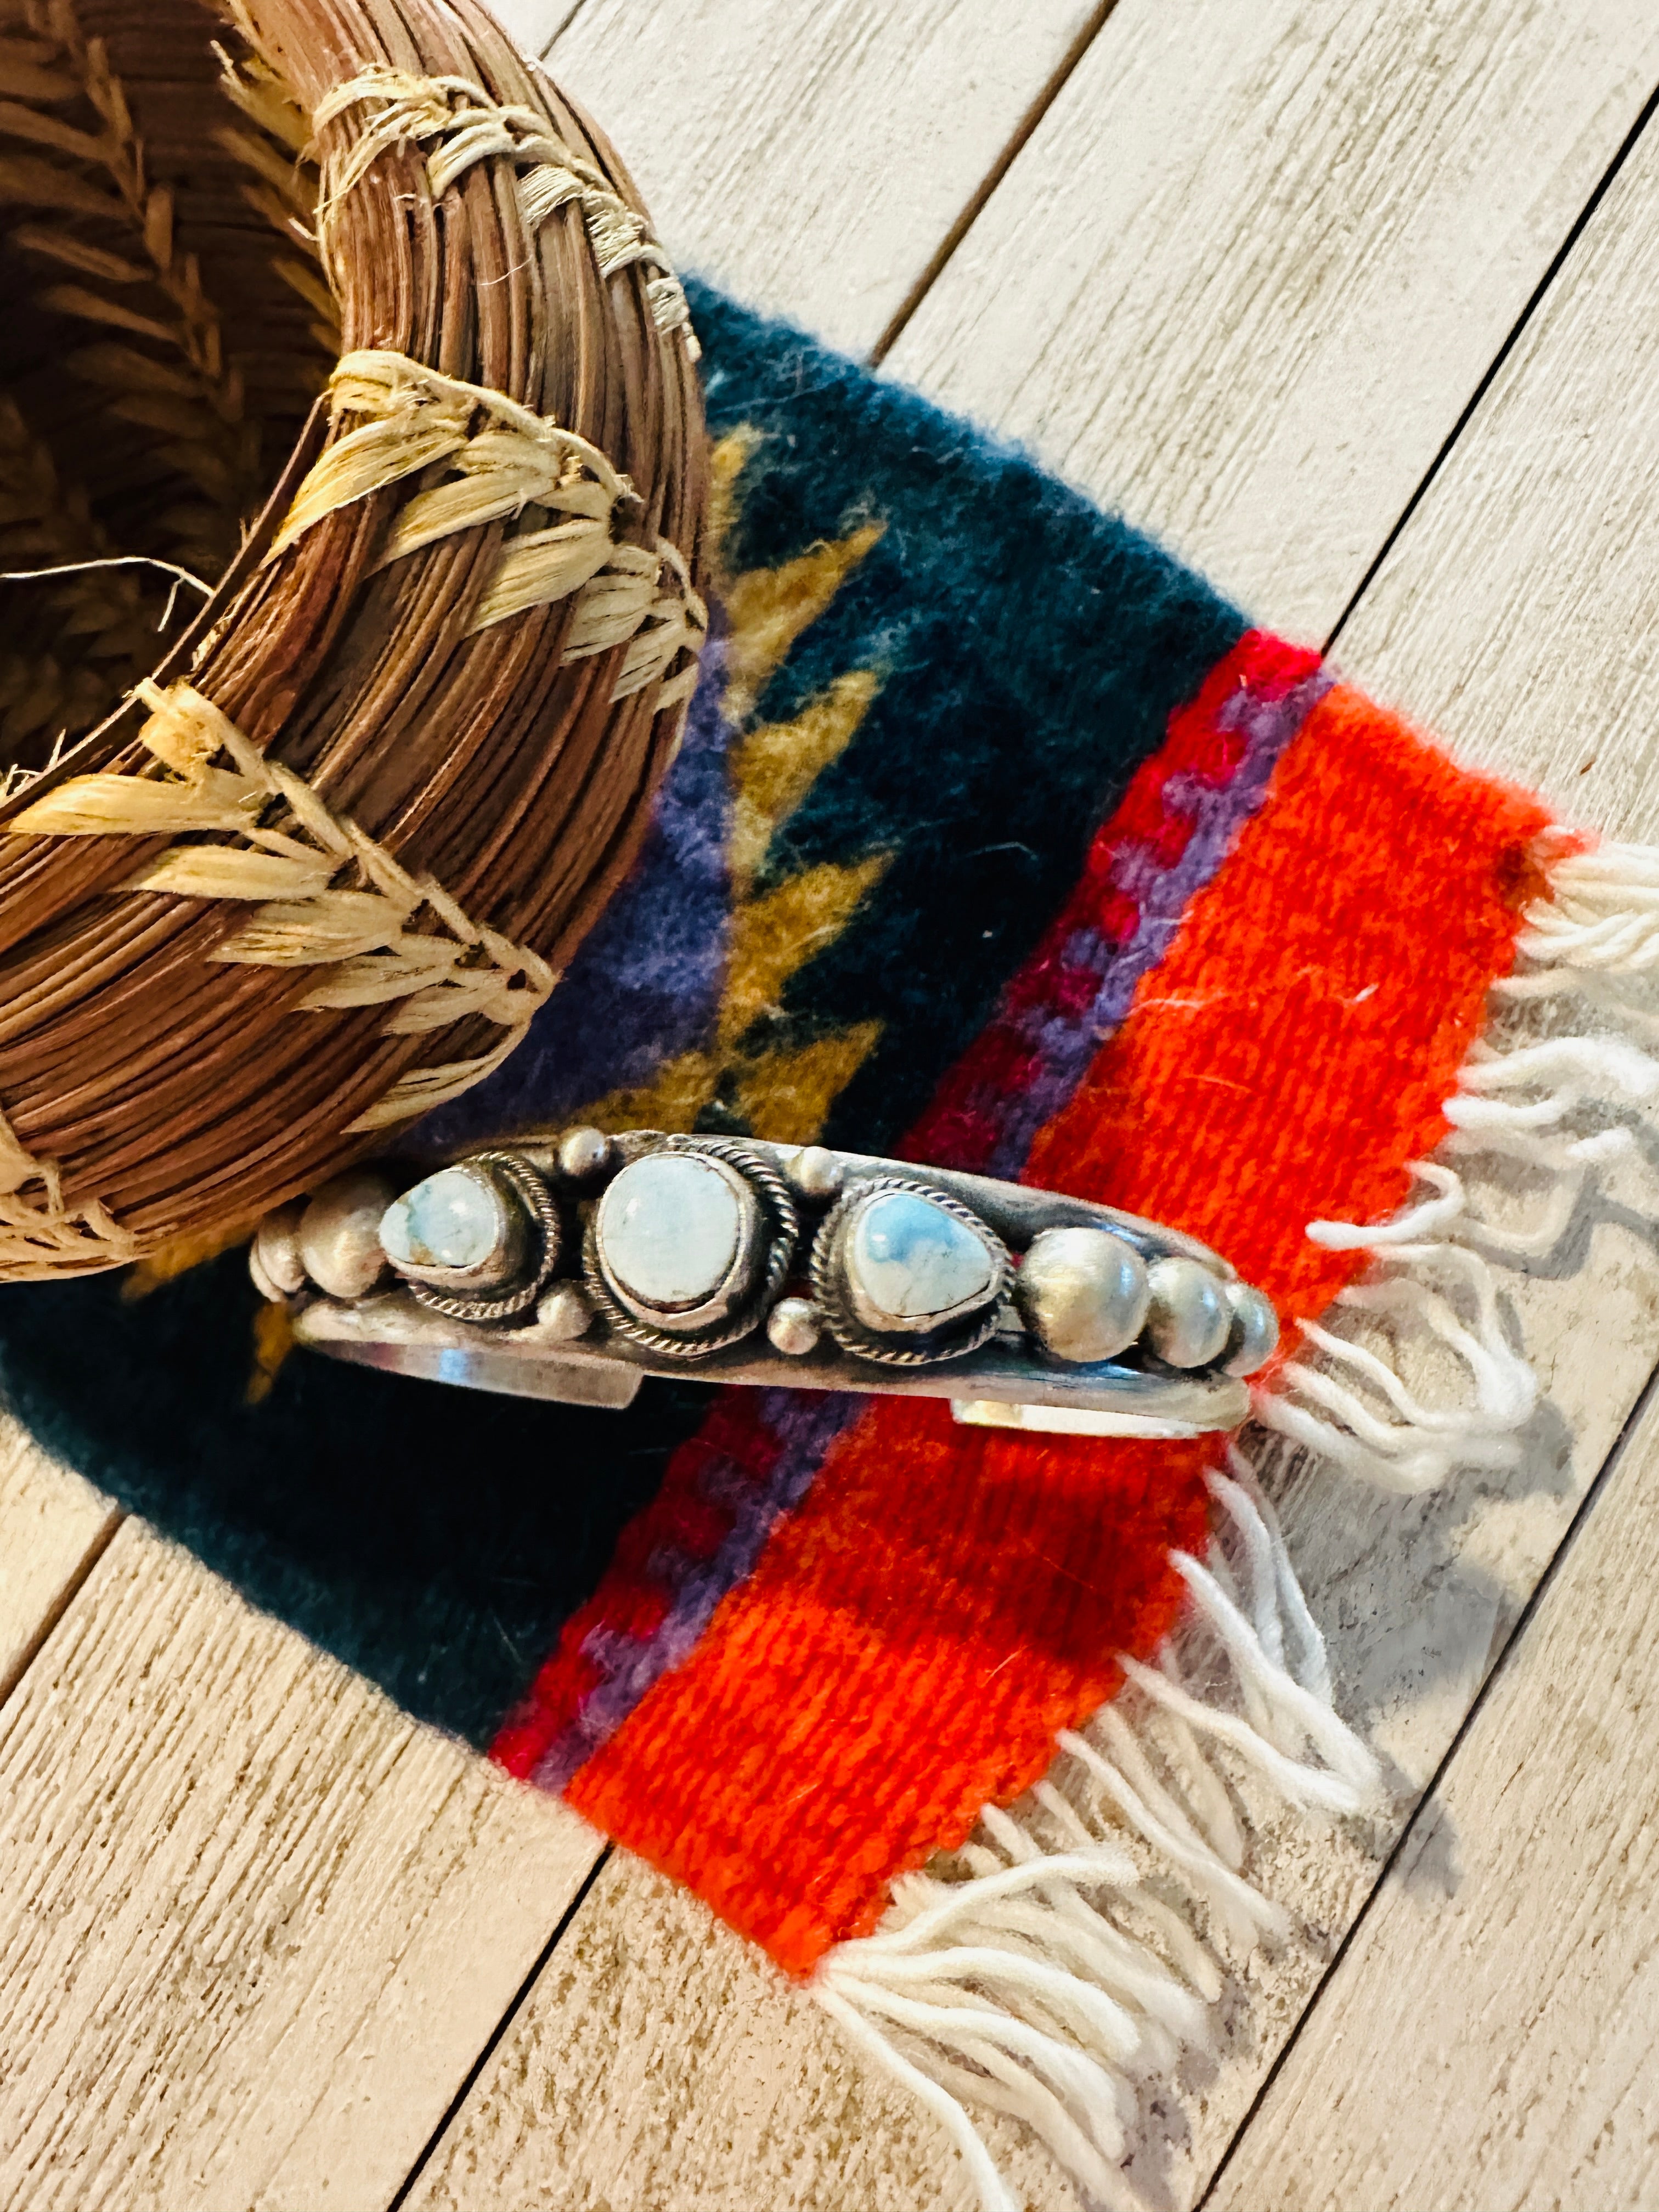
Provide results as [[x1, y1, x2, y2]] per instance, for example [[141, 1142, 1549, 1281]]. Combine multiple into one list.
[[0, 0, 709, 1279]]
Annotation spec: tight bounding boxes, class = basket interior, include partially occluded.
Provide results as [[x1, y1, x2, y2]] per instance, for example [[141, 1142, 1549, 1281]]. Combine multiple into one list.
[[0, 0, 335, 777]]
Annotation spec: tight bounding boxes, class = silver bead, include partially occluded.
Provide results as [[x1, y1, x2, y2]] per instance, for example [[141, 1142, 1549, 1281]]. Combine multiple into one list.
[[557, 1125, 613, 1182], [297, 1170, 396, 1300], [1017, 1227, 1149, 1363], [1223, 1283, 1279, 1376], [535, 1282, 594, 1340], [251, 1200, 306, 1299], [766, 1296, 822, 1356], [1144, 1256, 1231, 1369], [789, 1145, 845, 1201]]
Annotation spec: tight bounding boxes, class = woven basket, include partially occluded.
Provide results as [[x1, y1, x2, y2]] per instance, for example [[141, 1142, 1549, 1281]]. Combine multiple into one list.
[[0, 0, 709, 1278]]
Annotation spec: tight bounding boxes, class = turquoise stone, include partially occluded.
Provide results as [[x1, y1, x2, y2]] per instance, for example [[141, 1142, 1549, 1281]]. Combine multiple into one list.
[[849, 1192, 995, 1322], [597, 1154, 743, 1311], [381, 1167, 505, 1274]]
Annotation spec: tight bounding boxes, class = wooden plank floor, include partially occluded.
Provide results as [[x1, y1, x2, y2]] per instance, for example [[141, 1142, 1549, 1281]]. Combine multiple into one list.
[[7, 3, 1659, 2207]]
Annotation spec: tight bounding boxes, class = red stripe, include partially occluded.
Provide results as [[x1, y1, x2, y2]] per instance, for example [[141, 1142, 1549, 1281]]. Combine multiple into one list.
[[494, 1395, 790, 1780], [557, 681, 1549, 1973], [494, 630, 1303, 1782], [905, 630, 1322, 1173]]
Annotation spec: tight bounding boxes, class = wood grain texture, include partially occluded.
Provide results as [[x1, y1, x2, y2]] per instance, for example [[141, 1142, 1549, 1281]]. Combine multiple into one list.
[[402, 1846, 1075, 2212], [1193, 91, 1659, 2212], [0, 1517, 603, 2212], [1112, 81, 1659, 2196], [1211, 1384, 1659, 2212], [1141, 1166, 1659, 2206], [886, 0, 1659, 641], [404, 19, 1659, 2209], [0, 1415, 115, 1705], [1338, 97, 1659, 842], [544, 0, 1106, 358]]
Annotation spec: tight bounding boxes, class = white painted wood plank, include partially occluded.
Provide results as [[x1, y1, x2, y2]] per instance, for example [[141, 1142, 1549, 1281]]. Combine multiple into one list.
[[1336, 97, 1659, 843], [1154, 1186, 1659, 2207], [0, 1413, 115, 1705], [886, 0, 1659, 641], [402, 1845, 1077, 2212], [1116, 84, 1659, 2202], [0, 1517, 603, 2212], [15, 8, 1659, 2211], [1194, 86, 1659, 2212], [400, 21, 1659, 2211], [544, 0, 1105, 358], [1211, 1384, 1659, 2212]]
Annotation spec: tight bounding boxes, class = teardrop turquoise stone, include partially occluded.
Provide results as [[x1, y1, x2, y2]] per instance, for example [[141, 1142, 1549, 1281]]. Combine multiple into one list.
[[848, 1192, 994, 1321], [381, 1167, 505, 1273]]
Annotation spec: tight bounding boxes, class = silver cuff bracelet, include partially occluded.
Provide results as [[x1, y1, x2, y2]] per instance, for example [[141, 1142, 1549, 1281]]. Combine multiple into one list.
[[251, 1128, 1278, 1440]]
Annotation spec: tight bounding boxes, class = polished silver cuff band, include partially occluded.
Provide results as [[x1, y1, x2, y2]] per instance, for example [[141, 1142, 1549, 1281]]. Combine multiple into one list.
[[251, 1127, 1279, 1439]]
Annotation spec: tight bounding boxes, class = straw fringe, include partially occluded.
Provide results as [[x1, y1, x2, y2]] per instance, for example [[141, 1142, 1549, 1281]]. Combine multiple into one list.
[[814, 1466, 1380, 2212], [312, 66, 699, 356], [0, 1104, 135, 1278], [8, 678, 557, 1133], [271, 351, 707, 701], [274, 349, 629, 553]]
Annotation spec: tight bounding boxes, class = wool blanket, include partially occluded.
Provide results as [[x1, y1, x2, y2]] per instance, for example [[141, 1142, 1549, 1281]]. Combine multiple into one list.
[[1, 278, 1644, 2205]]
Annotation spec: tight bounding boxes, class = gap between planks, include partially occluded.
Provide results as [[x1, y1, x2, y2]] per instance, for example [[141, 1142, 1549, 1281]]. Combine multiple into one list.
[[1207, 1360, 1659, 2211], [865, 0, 1129, 366], [6, 2, 1659, 2208], [404, 5, 1659, 2210], [0, 1428, 119, 1707], [0, 1508, 612, 2212]]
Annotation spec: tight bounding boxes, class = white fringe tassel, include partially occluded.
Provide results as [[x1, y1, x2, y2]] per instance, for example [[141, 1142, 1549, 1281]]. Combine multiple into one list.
[[811, 836, 1659, 2208], [1255, 837, 1659, 1494], [814, 1470, 1381, 2212]]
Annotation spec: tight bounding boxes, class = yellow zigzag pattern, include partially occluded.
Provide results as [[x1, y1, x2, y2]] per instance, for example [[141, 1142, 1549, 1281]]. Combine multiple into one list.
[[136, 426, 891, 1402], [572, 428, 889, 1147]]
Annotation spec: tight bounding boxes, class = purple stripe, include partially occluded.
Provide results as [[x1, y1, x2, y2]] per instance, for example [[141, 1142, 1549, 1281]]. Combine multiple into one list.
[[536, 658, 1331, 1784], [530, 1390, 857, 1790], [981, 668, 1331, 1177], [417, 634, 735, 1153]]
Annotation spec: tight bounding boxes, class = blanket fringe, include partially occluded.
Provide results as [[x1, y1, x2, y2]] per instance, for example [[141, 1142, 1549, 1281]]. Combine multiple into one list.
[[1253, 833, 1659, 1494], [813, 1469, 1381, 2212], [813, 833, 1659, 2208]]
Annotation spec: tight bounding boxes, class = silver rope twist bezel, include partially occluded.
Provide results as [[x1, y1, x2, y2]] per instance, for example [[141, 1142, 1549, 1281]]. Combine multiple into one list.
[[581, 1133, 799, 1360], [809, 1173, 1014, 1367], [403, 1150, 562, 1322]]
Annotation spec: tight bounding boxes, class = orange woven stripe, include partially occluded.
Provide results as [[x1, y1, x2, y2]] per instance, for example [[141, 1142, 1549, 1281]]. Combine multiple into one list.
[[567, 682, 1551, 1973], [1026, 685, 1551, 1296]]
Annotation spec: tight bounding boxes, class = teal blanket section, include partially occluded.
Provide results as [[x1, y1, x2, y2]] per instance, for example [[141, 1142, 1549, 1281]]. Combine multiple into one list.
[[0, 284, 1244, 1749], [429, 279, 1245, 1155], [696, 282, 1243, 1153]]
